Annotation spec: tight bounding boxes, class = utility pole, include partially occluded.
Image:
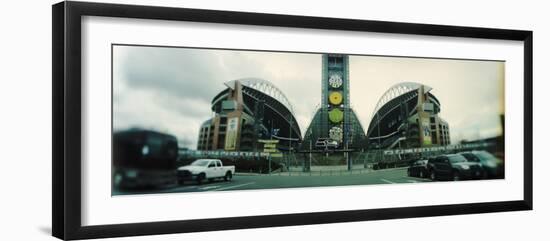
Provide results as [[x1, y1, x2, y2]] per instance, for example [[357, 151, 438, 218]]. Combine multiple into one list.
[[309, 139, 312, 172], [377, 112, 381, 148], [270, 120, 273, 140], [288, 115, 292, 170], [346, 141, 351, 171], [377, 112, 382, 164], [269, 120, 273, 175]]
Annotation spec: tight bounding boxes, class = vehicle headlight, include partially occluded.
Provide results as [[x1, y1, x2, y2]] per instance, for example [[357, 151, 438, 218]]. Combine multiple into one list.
[[141, 145, 149, 155], [460, 164, 470, 170], [114, 173, 123, 185], [485, 161, 497, 167]]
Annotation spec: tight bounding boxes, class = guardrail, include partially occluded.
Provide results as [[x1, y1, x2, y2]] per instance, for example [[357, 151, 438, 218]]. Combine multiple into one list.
[[179, 149, 271, 159], [179, 141, 496, 174], [382, 142, 492, 155]]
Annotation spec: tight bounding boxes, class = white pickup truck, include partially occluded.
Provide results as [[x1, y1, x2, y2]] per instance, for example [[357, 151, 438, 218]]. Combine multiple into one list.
[[177, 159, 235, 184]]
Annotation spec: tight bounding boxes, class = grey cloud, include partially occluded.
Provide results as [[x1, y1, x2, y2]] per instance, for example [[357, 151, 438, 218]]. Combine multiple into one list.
[[121, 47, 227, 102], [153, 93, 213, 119]]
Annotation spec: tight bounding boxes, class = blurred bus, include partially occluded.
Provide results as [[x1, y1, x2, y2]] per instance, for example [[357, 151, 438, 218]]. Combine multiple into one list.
[[113, 129, 178, 190]]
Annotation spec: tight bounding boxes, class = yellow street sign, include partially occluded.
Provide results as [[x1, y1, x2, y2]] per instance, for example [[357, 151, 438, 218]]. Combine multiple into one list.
[[263, 149, 278, 153], [263, 143, 277, 148], [270, 153, 283, 157], [258, 139, 279, 144]]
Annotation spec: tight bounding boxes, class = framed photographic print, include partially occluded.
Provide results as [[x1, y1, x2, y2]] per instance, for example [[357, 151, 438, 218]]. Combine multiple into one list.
[[52, 1, 533, 240]]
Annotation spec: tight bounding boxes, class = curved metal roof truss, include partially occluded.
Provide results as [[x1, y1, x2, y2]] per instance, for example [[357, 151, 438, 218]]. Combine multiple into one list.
[[372, 82, 432, 117], [225, 78, 295, 114]]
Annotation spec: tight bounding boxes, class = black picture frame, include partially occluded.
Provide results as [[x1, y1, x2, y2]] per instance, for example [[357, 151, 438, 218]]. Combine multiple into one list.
[[52, 1, 533, 240]]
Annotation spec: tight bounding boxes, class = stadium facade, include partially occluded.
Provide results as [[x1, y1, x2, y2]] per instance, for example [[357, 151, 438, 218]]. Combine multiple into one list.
[[197, 78, 302, 152], [366, 82, 450, 150], [196, 56, 449, 155]]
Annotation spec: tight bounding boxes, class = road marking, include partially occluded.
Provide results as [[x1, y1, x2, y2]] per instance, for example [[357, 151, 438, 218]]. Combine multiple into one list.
[[376, 167, 408, 172], [177, 185, 198, 190], [380, 178, 396, 184], [214, 182, 255, 191], [199, 185, 221, 190]]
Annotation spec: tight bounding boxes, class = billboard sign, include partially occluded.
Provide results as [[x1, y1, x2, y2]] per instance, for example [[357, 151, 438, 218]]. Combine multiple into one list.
[[421, 118, 432, 145], [224, 117, 239, 150]]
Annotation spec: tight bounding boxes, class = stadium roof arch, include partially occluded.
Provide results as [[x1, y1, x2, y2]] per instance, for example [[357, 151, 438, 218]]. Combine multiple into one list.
[[366, 82, 442, 138], [210, 77, 302, 144], [224, 78, 295, 114], [372, 82, 432, 118]]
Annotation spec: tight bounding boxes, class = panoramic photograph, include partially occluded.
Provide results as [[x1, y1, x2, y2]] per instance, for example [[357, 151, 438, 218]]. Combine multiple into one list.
[[111, 44, 505, 195]]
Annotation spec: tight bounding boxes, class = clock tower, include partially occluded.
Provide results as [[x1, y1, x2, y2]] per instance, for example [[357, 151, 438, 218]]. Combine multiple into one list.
[[302, 54, 365, 156], [321, 54, 350, 147]]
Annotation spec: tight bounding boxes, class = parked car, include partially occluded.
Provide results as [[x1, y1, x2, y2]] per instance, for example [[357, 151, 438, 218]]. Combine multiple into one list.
[[407, 159, 429, 178], [427, 154, 484, 181], [459, 151, 504, 179], [177, 159, 235, 185]]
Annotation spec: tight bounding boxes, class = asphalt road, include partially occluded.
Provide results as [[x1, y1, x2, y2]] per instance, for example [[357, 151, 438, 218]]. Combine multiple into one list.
[[113, 168, 432, 195]]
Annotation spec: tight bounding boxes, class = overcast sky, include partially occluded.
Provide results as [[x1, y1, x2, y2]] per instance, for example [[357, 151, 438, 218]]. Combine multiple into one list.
[[113, 45, 504, 149]]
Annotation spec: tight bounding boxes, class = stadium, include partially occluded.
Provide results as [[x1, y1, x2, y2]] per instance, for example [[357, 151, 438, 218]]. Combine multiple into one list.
[[365, 82, 450, 150], [197, 78, 302, 153]]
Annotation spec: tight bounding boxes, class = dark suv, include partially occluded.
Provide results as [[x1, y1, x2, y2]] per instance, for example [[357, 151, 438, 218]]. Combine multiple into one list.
[[427, 154, 484, 181], [459, 151, 504, 179], [407, 159, 429, 178]]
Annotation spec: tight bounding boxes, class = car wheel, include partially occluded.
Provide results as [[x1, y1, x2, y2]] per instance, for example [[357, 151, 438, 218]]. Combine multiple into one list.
[[482, 170, 489, 179], [114, 173, 123, 187], [453, 171, 460, 181], [224, 171, 233, 181], [429, 171, 436, 181], [197, 173, 205, 185]]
